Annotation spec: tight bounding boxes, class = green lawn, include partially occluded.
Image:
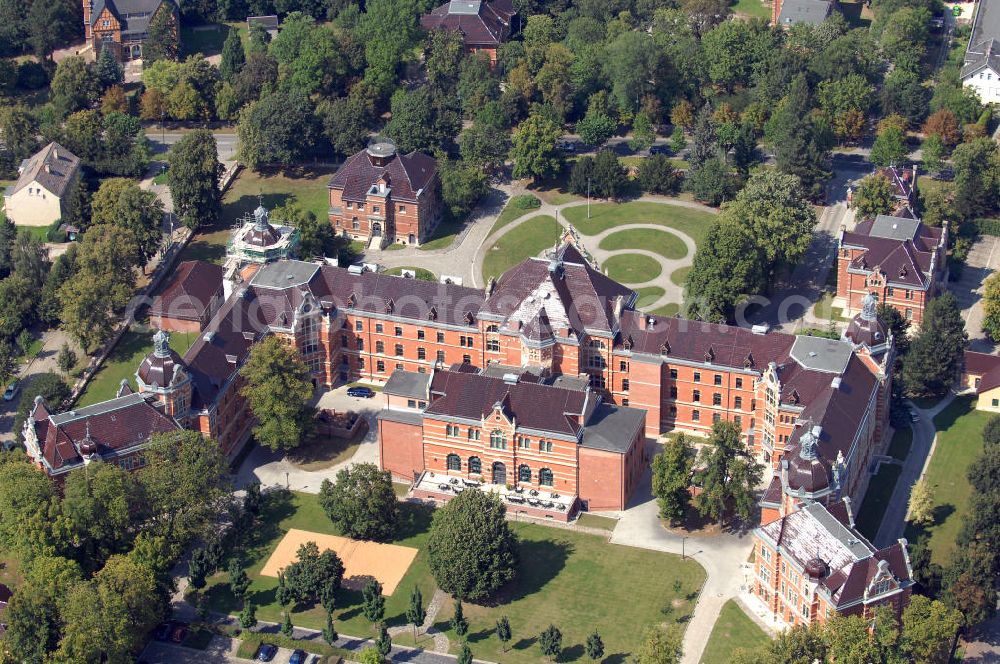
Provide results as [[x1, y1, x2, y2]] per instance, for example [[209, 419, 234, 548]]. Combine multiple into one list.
[[179, 166, 335, 266], [702, 600, 771, 664], [418, 217, 464, 251], [887, 427, 913, 462], [180, 23, 230, 57], [76, 326, 200, 406], [487, 199, 540, 238], [385, 266, 436, 281], [574, 513, 618, 531], [651, 302, 680, 317], [854, 462, 903, 541], [482, 215, 561, 281], [731, 0, 771, 19], [837, 0, 872, 28], [563, 202, 714, 246], [599, 228, 688, 260], [635, 286, 666, 309], [905, 396, 991, 565], [670, 266, 691, 287], [203, 491, 705, 663], [602, 254, 662, 284], [15, 225, 50, 242]]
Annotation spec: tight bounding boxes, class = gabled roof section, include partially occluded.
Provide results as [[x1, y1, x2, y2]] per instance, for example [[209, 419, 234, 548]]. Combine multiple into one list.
[[149, 260, 224, 322], [483, 244, 634, 336], [421, 0, 516, 47], [841, 217, 943, 289], [9, 142, 80, 197], [90, 0, 173, 35], [328, 148, 437, 203], [424, 370, 587, 437]]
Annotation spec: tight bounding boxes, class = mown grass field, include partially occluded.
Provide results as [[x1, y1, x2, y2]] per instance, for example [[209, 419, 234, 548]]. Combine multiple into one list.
[[702, 599, 771, 663], [482, 215, 561, 281], [563, 201, 714, 246], [202, 491, 705, 663]]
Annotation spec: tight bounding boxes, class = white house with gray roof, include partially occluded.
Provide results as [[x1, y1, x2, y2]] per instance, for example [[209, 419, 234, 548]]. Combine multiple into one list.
[[3, 142, 81, 227], [963, 0, 1000, 103]]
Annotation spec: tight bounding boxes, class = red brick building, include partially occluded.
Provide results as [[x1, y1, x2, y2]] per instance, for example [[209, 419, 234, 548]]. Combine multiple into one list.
[[83, 0, 179, 61], [149, 260, 224, 333], [328, 142, 440, 249], [421, 0, 516, 66], [836, 214, 947, 325], [752, 500, 913, 628], [380, 367, 648, 516], [21, 382, 181, 479]]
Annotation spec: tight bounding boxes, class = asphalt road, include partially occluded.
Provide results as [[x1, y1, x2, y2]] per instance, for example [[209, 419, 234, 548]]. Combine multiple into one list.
[[147, 131, 239, 163]]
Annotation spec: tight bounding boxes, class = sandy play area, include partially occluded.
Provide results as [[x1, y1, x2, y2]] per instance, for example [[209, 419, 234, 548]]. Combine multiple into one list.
[[260, 528, 418, 595]]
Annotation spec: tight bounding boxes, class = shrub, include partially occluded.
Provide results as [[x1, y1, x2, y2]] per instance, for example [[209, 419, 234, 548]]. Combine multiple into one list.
[[511, 194, 541, 210]]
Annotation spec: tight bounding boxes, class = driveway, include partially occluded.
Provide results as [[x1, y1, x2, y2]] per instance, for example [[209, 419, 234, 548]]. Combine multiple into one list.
[[234, 385, 381, 492], [598, 468, 755, 664], [964, 612, 1000, 663], [147, 131, 239, 164], [0, 328, 79, 448], [874, 394, 953, 548], [951, 235, 1000, 353]]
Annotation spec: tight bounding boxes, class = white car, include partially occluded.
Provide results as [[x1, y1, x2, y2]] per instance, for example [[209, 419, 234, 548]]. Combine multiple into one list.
[[3, 380, 19, 402]]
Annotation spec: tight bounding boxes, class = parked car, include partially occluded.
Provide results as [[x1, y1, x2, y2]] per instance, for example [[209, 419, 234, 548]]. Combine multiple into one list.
[[255, 643, 278, 662], [649, 145, 671, 155], [909, 409, 920, 423], [289, 650, 307, 664], [347, 386, 375, 398], [557, 140, 576, 152], [3, 380, 19, 402]]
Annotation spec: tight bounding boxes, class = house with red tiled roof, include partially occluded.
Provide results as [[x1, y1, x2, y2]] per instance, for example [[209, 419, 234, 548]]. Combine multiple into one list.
[[327, 140, 440, 249], [836, 214, 948, 325], [752, 500, 914, 628], [149, 260, 224, 333], [21, 383, 181, 479], [960, 350, 1000, 412], [421, 0, 516, 65]]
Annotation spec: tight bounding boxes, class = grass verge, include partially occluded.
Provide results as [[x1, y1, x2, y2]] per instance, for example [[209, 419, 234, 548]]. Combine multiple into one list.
[[575, 513, 618, 531], [385, 266, 436, 281], [563, 201, 713, 246], [598, 228, 689, 260], [855, 463, 902, 541], [482, 215, 560, 281], [602, 254, 662, 284], [702, 599, 770, 663], [904, 396, 990, 565]]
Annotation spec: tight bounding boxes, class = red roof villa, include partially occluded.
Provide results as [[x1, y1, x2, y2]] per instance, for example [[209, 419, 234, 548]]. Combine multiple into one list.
[[836, 214, 947, 325], [328, 140, 441, 250], [421, 0, 516, 65], [149, 260, 224, 333]]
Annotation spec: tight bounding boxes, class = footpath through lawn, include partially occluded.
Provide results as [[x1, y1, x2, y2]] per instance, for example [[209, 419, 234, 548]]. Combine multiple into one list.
[[202, 491, 705, 663]]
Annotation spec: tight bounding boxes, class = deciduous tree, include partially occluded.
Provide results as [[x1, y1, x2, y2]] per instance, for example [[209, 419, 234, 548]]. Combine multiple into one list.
[[902, 293, 968, 398], [427, 490, 518, 601], [240, 336, 316, 451], [318, 463, 399, 541], [853, 173, 896, 220], [51, 56, 100, 115], [167, 129, 223, 230], [237, 91, 319, 169], [510, 112, 564, 182], [698, 420, 762, 523], [652, 434, 694, 524], [869, 126, 909, 168], [907, 478, 935, 526], [634, 626, 682, 664], [952, 138, 1000, 220]]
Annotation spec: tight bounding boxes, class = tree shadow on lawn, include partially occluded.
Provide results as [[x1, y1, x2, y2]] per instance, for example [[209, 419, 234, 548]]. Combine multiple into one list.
[[475, 538, 573, 607], [904, 503, 956, 545], [932, 395, 974, 430], [603, 653, 629, 664], [466, 627, 493, 644], [559, 643, 585, 662], [511, 636, 537, 651], [396, 502, 434, 540]]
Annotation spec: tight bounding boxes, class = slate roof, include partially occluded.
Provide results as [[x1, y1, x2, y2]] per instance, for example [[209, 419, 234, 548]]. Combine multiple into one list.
[[967, 0, 1000, 61], [966, 350, 1000, 378], [777, 0, 832, 26], [580, 404, 645, 453], [90, 0, 172, 36], [421, 0, 516, 47], [618, 310, 796, 370], [29, 393, 179, 474], [328, 148, 438, 203], [9, 142, 80, 197], [962, 39, 1000, 79], [384, 370, 433, 399], [424, 370, 590, 437], [758, 501, 912, 609], [841, 217, 944, 289], [149, 260, 223, 323], [183, 261, 484, 409], [483, 244, 635, 337]]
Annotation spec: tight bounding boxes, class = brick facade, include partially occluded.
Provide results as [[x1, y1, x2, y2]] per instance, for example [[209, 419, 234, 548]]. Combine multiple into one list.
[[84, 0, 179, 61]]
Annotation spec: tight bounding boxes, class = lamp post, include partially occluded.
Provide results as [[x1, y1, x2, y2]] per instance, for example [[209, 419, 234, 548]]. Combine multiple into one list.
[[587, 177, 591, 219], [682, 536, 688, 560]]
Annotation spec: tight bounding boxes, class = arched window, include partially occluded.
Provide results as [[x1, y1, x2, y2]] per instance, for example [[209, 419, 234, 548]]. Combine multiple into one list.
[[539, 468, 554, 486], [490, 430, 506, 449], [486, 325, 499, 332], [492, 461, 507, 485], [446, 454, 461, 471], [468, 456, 481, 474], [518, 465, 531, 483]]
